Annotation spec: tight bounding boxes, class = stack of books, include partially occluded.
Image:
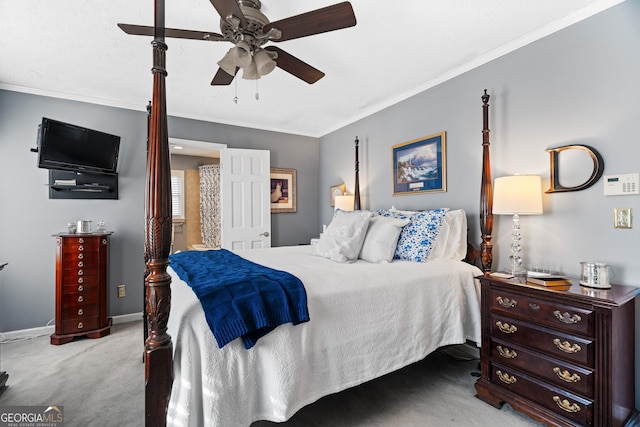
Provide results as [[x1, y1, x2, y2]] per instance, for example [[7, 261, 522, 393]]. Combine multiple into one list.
[[526, 272, 572, 287]]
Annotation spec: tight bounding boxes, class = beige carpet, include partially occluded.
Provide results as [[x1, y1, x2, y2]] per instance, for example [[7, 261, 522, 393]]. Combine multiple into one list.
[[1, 320, 544, 426]]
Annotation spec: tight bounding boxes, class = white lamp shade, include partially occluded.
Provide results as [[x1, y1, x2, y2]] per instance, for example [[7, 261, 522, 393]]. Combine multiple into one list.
[[493, 175, 543, 215], [334, 195, 355, 211], [254, 49, 276, 76], [217, 49, 238, 76], [242, 60, 260, 80], [231, 41, 252, 68]]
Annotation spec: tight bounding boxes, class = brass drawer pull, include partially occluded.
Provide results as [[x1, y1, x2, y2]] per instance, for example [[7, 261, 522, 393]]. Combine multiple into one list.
[[78, 269, 84, 276], [529, 303, 540, 311], [78, 285, 84, 292], [78, 277, 84, 284], [553, 338, 581, 354], [79, 238, 84, 244], [496, 296, 517, 308], [496, 370, 517, 384], [496, 321, 517, 334], [77, 322, 84, 329], [78, 295, 84, 303], [497, 345, 517, 359], [553, 367, 581, 383], [78, 253, 84, 260], [553, 396, 581, 413], [78, 261, 84, 267], [78, 245, 84, 251], [554, 310, 582, 324], [102, 239, 107, 245], [78, 309, 84, 316]]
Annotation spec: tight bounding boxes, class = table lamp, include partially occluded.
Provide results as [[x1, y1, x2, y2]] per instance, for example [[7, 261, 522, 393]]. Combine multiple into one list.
[[493, 175, 543, 276], [334, 195, 355, 211]]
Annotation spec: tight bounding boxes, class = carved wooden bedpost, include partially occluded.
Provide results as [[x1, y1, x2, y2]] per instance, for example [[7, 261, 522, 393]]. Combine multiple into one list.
[[145, 0, 173, 425], [480, 90, 493, 274], [354, 136, 361, 210]]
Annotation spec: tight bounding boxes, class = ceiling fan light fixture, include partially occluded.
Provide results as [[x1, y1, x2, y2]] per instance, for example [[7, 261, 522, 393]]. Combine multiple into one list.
[[253, 49, 276, 76], [242, 60, 260, 80]]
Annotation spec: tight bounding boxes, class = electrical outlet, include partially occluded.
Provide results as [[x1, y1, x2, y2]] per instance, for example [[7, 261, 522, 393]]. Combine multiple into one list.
[[117, 284, 126, 298]]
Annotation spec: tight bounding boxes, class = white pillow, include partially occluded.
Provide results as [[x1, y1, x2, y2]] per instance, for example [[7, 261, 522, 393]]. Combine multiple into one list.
[[313, 210, 373, 263], [359, 215, 410, 263], [428, 209, 468, 261]]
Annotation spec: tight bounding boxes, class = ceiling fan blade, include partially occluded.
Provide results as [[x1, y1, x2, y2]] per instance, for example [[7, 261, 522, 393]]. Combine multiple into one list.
[[263, 2, 356, 42], [118, 23, 225, 41], [211, 68, 236, 86], [264, 46, 324, 84], [209, 0, 247, 29]]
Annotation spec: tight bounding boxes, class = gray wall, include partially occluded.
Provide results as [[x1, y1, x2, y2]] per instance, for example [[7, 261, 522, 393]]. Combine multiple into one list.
[[319, 0, 640, 406], [0, 91, 319, 332], [321, 0, 640, 282]]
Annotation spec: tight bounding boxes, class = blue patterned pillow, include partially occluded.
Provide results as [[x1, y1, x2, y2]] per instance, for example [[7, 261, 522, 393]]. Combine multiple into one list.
[[376, 208, 449, 262]]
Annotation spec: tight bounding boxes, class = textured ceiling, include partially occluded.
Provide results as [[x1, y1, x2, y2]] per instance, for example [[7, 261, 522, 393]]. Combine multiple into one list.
[[0, 0, 623, 137]]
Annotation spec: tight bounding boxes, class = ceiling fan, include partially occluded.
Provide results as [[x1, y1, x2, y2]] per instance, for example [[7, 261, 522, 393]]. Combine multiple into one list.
[[118, 0, 356, 85]]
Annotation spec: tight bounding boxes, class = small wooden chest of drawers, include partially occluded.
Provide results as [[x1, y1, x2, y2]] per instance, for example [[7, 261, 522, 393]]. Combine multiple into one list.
[[51, 232, 112, 345], [475, 275, 639, 426]]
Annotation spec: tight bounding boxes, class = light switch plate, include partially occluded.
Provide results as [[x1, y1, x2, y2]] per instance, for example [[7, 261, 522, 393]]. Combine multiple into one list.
[[614, 208, 632, 229]]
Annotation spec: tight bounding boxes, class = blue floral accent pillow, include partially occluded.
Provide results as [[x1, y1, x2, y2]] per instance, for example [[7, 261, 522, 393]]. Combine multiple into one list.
[[376, 208, 449, 262]]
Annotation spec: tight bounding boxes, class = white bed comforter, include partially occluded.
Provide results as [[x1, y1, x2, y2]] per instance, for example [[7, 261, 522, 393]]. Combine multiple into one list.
[[166, 245, 482, 427]]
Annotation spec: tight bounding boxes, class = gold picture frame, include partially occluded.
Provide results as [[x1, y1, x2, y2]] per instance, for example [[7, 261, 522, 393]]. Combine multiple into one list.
[[330, 183, 346, 206], [270, 168, 297, 213], [392, 132, 446, 195]]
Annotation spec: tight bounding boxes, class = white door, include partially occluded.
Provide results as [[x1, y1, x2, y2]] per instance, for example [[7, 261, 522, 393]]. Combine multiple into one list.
[[220, 148, 271, 250]]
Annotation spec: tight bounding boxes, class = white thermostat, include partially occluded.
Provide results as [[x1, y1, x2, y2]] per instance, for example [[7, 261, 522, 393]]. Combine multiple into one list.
[[603, 173, 639, 196]]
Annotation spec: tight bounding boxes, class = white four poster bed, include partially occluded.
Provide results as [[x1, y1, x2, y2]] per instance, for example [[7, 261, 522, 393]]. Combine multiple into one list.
[[142, 2, 494, 426]]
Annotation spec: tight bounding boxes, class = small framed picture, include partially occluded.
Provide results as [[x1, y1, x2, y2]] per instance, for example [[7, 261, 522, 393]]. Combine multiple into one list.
[[614, 208, 632, 228], [392, 132, 446, 195], [330, 183, 346, 206], [270, 168, 297, 213]]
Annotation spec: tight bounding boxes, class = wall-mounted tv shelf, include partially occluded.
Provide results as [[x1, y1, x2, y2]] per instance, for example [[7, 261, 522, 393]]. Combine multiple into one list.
[[48, 170, 118, 200]]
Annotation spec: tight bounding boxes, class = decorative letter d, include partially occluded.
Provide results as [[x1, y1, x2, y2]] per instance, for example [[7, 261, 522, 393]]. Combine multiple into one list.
[[545, 145, 604, 193]]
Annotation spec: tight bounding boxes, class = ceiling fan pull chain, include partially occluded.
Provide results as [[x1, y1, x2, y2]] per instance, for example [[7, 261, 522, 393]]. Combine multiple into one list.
[[255, 80, 259, 101], [234, 78, 239, 104]]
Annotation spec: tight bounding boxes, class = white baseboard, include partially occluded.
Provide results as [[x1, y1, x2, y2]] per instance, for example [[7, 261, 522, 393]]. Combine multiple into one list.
[[0, 312, 143, 341], [112, 312, 144, 325]]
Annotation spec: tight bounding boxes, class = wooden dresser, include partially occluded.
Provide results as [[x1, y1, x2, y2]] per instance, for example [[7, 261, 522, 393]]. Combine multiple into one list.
[[475, 275, 639, 426], [51, 232, 112, 345]]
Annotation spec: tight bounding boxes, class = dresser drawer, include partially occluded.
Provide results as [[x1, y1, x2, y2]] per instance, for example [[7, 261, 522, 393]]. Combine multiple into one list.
[[62, 254, 100, 268], [490, 363, 593, 426], [491, 314, 594, 367], [63, 281, 98, 293], [61, 239, 101, 253], [490, 288, 594, 337], [61, 316, 99, 334], [62, 289, 99, 307], [491, 338, 594, 398], [62, 304, 100, 320], [61, 268, 100, 286]]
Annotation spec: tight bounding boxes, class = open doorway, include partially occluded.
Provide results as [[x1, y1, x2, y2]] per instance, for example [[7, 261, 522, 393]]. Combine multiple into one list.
[[168, 139, 272, 252], [169, 138, 225, 252]]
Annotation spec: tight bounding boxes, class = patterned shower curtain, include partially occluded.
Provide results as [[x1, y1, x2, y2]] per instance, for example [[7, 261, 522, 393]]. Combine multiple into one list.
[[199, 164, 221, 248]]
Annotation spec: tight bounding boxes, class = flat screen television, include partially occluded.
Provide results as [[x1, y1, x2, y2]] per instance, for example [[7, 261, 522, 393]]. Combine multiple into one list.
[[36, 117, 120, 176]]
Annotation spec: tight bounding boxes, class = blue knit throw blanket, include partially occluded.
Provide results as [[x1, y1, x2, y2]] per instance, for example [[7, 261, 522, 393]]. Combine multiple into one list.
[[169, 249, 310, 349]]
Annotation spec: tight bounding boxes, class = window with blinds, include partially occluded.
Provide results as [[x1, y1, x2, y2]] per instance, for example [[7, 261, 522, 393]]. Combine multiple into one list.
[[170, 170, 185, 220]]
